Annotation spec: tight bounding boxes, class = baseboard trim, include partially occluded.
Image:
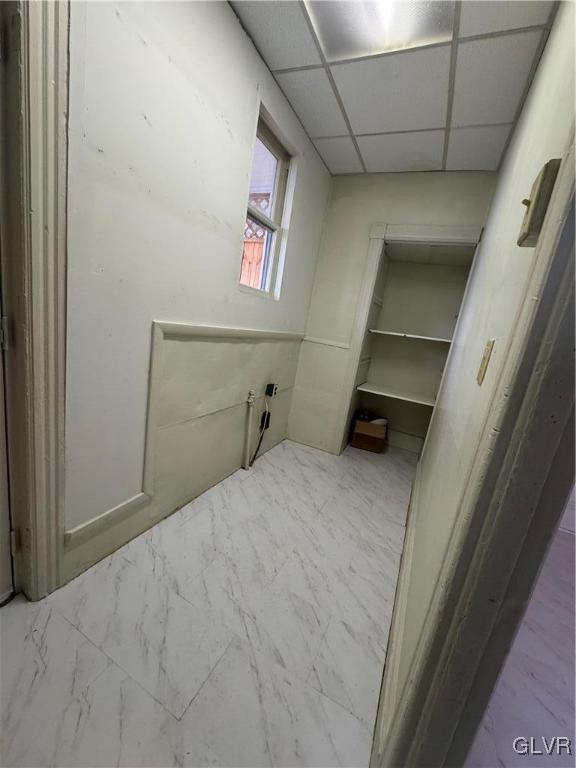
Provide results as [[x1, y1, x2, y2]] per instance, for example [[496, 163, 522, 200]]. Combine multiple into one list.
[[388, 429, 424, 454], [0, 588, 15, 606]]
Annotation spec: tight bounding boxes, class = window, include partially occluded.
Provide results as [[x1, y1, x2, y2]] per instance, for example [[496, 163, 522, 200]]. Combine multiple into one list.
[[240, 119, 290, 294]]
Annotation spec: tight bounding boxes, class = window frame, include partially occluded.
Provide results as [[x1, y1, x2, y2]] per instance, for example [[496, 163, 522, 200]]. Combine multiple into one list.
[[239, 118, 290, 297]]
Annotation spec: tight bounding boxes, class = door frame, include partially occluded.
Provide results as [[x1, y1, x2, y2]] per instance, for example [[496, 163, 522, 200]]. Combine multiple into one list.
[[0, 1, 68, 600], [335, 223, 482, 456], [371, 136, 574, 767], [0, 319, 14, 604]]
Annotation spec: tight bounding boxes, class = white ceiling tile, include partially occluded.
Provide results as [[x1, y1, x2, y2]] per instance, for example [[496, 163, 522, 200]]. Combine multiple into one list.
[[306, 0, 454, 61], [313, 137, 363, 174], [451, 31, 542, 127], [357, 130, 445, 172], [459, 1, 553, 37], [231, 1, 321, 71], [446, 125, 511, 170], [275, 69, 348, 137], [332, 46, 451, 134]]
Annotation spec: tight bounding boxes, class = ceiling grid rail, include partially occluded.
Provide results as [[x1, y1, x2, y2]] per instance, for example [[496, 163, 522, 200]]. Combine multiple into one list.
[[272, 22, 554, 76], [495, 0, 560, 172], [442, 1, 462, 170], [310, 121, 515, 143], [297, 0, 367, 172], [231, 0, 558, 175]]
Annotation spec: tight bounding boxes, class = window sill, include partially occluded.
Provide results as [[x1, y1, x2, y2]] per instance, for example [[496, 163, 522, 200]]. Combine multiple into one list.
[[238, 283, 277, 300]]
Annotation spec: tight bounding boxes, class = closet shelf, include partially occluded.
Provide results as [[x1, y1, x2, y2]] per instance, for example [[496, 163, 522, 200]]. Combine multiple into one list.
[[369, 329, 451, 344], [357, 382, 436, 407]]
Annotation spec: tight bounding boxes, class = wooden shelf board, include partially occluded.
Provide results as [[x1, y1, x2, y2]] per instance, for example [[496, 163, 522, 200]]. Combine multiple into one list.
[[357, 382, 436, 407], [369, 329, 451, 344]]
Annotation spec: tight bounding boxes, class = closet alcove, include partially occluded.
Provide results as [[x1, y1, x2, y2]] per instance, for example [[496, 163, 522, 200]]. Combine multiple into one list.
[[349, 226, 480, 454]]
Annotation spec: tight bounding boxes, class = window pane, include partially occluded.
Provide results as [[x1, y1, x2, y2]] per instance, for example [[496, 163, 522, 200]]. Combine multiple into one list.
[[249, 137, 278, 218], [240, 215, 274, 291]]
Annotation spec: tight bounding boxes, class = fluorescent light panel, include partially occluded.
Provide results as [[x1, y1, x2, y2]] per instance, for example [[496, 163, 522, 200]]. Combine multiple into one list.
[[305, 0, 455, 61]]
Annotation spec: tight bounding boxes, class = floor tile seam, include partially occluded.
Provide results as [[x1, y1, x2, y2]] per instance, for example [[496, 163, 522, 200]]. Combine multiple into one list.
[[56, 612, 183, 723], [304, 673, 374, 736], [176, 545, 236, 606], [291, 586, 385, 662], [230, 632, 371, 736], [241, 618, 326, 690], [4, 608, 113, 714], [366, 497, 410, 520], [116, 549, 141, 568], [176, 635, 237, 723], [266, 545, 300, 591], [146, 518, 243, 557], [318, 608, 388, 662], [282, 591, 332, 662], [272, 552, 346, 607], [305, 613, 333, 689], [248, 550, 306, 620], [166, 502, 211, 531], [365, 504, 410, 528], [212, 572, 328, 682], [60, 596, 238, 721], [179, 551, 286, 626], [296, 672, 372, 737], [120, 549, 226, 613], [176, 579, 293, 681]]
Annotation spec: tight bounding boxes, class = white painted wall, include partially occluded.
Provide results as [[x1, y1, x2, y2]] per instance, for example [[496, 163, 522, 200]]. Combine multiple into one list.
[[376, 262, 470, 341], [288, 173, 496, 453], [395, 2, 575, 700], [65, 2, 330, 547]]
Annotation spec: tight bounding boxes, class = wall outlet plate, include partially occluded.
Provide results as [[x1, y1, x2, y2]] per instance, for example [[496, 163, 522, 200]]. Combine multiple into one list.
[[477, 339, 495, 386]]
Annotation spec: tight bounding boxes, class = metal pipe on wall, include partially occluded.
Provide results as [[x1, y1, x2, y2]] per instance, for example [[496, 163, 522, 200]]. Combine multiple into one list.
[[243, 389, 256, 469]]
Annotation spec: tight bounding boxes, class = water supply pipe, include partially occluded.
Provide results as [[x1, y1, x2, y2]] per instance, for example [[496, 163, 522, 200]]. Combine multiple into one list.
[[243, 389, 256, 469]]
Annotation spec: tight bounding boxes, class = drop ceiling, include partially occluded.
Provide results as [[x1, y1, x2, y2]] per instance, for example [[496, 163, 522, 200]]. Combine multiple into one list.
[[231, 1, 556, 174]]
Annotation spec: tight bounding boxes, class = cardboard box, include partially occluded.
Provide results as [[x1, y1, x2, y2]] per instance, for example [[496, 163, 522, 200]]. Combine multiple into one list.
[[351, 420, 387, 453]]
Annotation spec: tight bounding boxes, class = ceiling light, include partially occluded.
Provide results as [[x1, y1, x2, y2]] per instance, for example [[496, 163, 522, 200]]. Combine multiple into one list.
[[305, 0, 455, 62]]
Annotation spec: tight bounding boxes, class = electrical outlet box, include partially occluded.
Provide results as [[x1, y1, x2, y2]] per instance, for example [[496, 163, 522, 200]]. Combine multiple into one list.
[[265, 383, 278, 397], [517, 159, 561, 247]]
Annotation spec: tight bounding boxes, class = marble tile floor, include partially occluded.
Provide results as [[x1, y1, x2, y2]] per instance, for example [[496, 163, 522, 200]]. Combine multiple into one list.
[[0, 440, 417, 768], [466, 527, 575, 768]]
